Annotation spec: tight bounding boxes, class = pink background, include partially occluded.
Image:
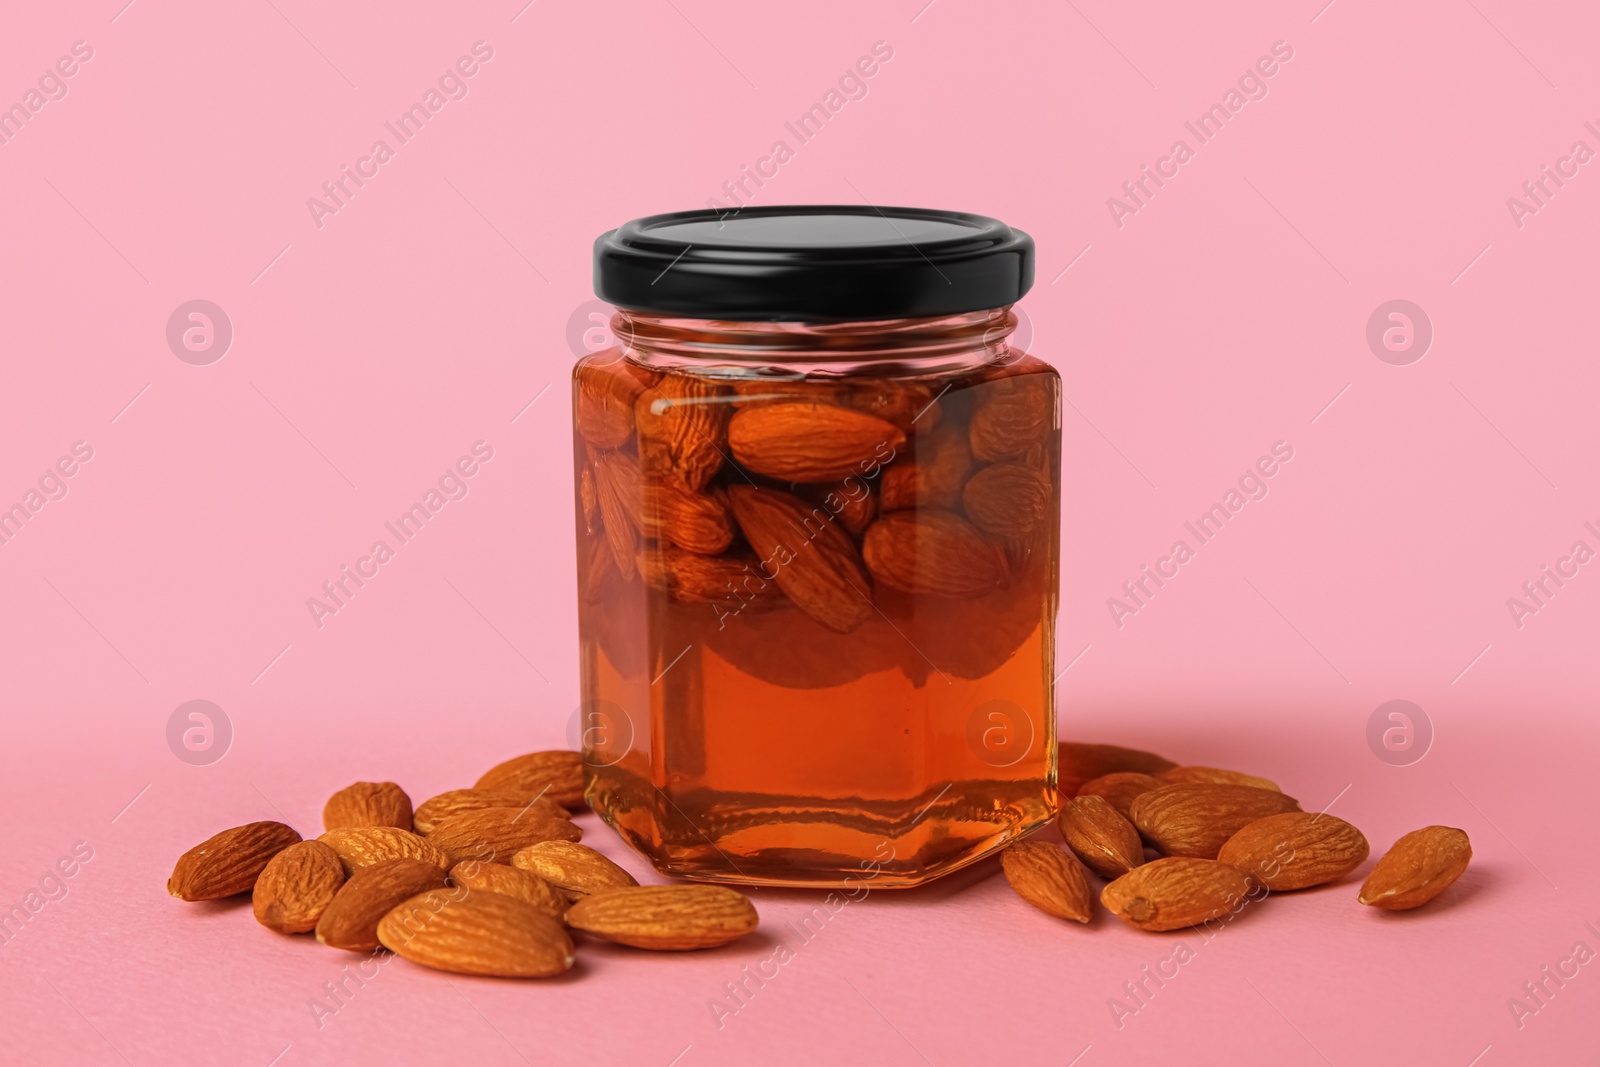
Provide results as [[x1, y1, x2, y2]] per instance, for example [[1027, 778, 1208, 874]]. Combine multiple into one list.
[[3, 0, 1597, 1064]]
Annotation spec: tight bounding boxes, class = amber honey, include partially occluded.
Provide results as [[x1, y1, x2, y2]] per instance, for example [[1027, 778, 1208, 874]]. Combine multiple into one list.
[[572, 311, 1060, 888]]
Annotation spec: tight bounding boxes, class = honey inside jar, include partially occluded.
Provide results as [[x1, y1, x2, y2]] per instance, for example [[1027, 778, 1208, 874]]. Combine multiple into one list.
[[575, 208, 1058, 888]]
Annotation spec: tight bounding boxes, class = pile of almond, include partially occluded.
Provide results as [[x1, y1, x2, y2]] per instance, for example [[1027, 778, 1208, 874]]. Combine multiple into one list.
[[171, 742, 1473, 973], [166, 751, 759, 978], [1003, 742, 1473, 931]]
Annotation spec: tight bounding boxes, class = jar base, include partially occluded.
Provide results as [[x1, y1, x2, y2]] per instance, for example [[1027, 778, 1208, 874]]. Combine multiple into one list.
[[588, 770, 1057, 890]]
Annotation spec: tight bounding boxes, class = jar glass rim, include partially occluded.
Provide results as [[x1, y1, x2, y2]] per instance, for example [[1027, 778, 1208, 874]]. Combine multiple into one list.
[[610, 307, 1023, 375]]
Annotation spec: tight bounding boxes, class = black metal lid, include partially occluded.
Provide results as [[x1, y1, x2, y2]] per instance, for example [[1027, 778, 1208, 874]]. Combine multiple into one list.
[[594, 205, 1034, 321]]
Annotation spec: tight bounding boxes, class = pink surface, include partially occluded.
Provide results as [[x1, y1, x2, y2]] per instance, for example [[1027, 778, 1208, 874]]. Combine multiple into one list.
[[2, 1, 1597, 1064]]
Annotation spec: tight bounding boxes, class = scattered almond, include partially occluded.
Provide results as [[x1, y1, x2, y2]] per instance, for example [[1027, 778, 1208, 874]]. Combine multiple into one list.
[[1076, 772, 1163, 819], [252, 840, 346, 934], [474, 750, 587, 809], [413, 789, 564, 835], [168, 734, 1468, 976], [1129, 784, 1302, 859], [168, 821, 303, 902], [1057, 795, 1145, 880], [1000, 839, 1093, 923], [1359, 826, 1472, 911], [512, 841, 638, 898], [315, 858, 449, 952], [378, 889, 575, 977], [318, 827, 451, 875], [1159, 766, 1281, 792], [322, 781, 414, 832], [1217, 812, 1369, 891], [425, 807, 582, 865], [1101, 858, 1258, 932], [565, 885, 758, 950], [1059, 741, 1176, 797], [449, 860, 568, 917]]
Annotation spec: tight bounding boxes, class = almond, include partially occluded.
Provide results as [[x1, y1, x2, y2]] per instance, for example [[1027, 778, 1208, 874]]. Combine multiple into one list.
[[1076, 772, 1163, 819], [879, 427, 971, 511], [475, 750, 586, 809], [252, 840, 346, 934], [1102, 858, 1258, 932], [970, 374, 1053, 462], [581, 532, 621, 604], [315, 858, 449, 951], [574, 355, 655, 449], [1059, 741, 1177, 797], [564, 885, 758, 950], [1129, 784, 1302, 859], [862, 509, 1008, 598], [729, 403, 905, 482], [847, 380, 942, 431], [413, 789, 564, 835], [425, 808, 582, 865], [640, 546, 769, 606], [962, 462, 1051, 542], [322, 781, 414, 832], [1000, 839, 1093, 923], [635, 375, 729, 491], [1217, 812, 1369, 890], [637, 484, 734, 555], [579, 464, 599, 533], [378, 889, 575, 977], [512, 840, 639, 897], [796, 482, 877, 536], [834, 485, 877, 535], [1358, 826, 1472, 910], [168, 821, 302, 902], [449, 860, 567, 917], [589, 448, 642, 579], [318, 827, 452, 875], [1159, 766, 1281, 792], [1057, 795, 1145, 880], [727, 485, 874, 633]]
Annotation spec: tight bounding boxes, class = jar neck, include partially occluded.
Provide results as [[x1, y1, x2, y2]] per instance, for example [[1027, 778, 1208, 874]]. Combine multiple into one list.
[[614, 308, 1018, 376]]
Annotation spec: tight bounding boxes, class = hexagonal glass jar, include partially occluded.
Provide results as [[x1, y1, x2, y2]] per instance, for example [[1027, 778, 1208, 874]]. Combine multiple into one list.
[[572, 207, 1058, 888]]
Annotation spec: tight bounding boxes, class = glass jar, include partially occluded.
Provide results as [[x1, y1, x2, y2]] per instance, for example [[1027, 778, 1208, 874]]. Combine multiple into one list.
[[572, 206, 1059, 888]]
